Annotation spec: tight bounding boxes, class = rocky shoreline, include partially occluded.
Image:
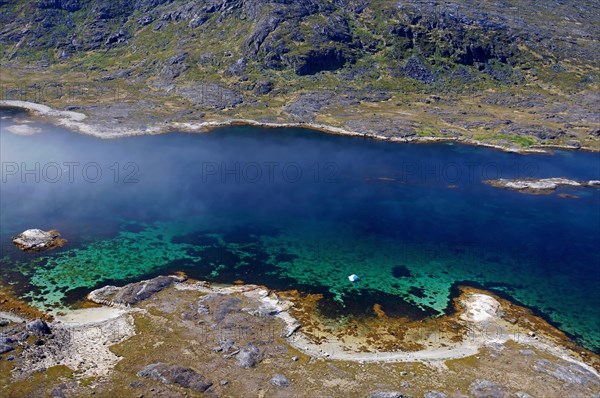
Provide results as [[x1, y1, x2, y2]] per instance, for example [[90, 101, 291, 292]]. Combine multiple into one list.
[[484, 178, 600, 194], [2, 100, 598, 155], [1, 275, 599, 397]]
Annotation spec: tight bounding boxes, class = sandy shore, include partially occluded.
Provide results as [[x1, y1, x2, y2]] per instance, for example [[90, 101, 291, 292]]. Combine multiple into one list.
[[1, 99, 582, 154], [53, 306, 128, 326]]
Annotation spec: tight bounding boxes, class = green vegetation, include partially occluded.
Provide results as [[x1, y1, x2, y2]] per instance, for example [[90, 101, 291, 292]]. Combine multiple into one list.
[[0, 0, 597, 150]]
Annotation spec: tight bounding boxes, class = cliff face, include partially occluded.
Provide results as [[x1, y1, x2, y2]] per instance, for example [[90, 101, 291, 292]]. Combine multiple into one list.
[[2, 0, 597, 79]]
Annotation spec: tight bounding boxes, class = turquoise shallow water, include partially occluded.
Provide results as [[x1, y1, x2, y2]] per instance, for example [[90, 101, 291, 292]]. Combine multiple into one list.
[[1, 107, 599, 351]]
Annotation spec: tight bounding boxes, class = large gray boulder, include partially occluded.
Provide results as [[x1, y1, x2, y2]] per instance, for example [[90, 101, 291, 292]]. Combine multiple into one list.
[[236, 343, 261, 368], [138, 363, 212, 393], [26, 319, 51, 335], [270, 373, 289, 387]]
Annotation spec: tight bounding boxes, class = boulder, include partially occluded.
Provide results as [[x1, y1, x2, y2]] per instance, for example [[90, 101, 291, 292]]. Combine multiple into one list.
[[26, 319, 51, 335], [270, 374, 289, 387], [12, 229, 65, 251], [138, 363, 212, 393], [236, 343, 261, 368]]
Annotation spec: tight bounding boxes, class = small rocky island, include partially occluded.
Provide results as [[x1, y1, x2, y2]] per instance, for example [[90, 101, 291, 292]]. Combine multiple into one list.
[[484, 178, 600, 194], [11, 229, 65, 251]]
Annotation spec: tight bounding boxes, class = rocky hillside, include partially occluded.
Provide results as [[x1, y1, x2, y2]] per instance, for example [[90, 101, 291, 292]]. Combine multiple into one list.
[[1, 0, 599, 149]]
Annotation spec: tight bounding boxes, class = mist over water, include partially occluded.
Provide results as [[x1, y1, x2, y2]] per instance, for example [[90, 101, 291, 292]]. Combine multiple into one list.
[[1, 107, 599, 352]]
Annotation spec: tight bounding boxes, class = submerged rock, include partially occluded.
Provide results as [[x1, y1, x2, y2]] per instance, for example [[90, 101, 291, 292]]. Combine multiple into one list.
[[138, 363, 212, 392], [12, 229, 65, 251]]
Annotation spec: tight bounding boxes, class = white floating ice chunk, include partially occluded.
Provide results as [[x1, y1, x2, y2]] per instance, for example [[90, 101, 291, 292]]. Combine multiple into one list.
[[348, 274, 360, 282]]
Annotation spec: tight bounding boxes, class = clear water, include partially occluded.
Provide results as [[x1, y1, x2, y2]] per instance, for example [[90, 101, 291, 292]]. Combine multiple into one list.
[[1, 107, 599, 352]]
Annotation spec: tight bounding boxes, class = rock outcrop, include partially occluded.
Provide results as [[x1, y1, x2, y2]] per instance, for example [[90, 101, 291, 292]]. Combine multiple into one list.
[[469, 380, 510, 398], [484, 178, 600, 194], [236, 343, 261, 368], [533, 359, 600, 387], [87, 275, 185, 306], [12, 229, 65, 251], [25, 319, 52, 335], [270, 373, 290, 387], [138, 363, 213, 393], [367, 391, 405, 398]]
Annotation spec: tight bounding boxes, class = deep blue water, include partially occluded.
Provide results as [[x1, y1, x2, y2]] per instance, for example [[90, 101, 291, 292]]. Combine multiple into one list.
[[1, 106, 599, 351]]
